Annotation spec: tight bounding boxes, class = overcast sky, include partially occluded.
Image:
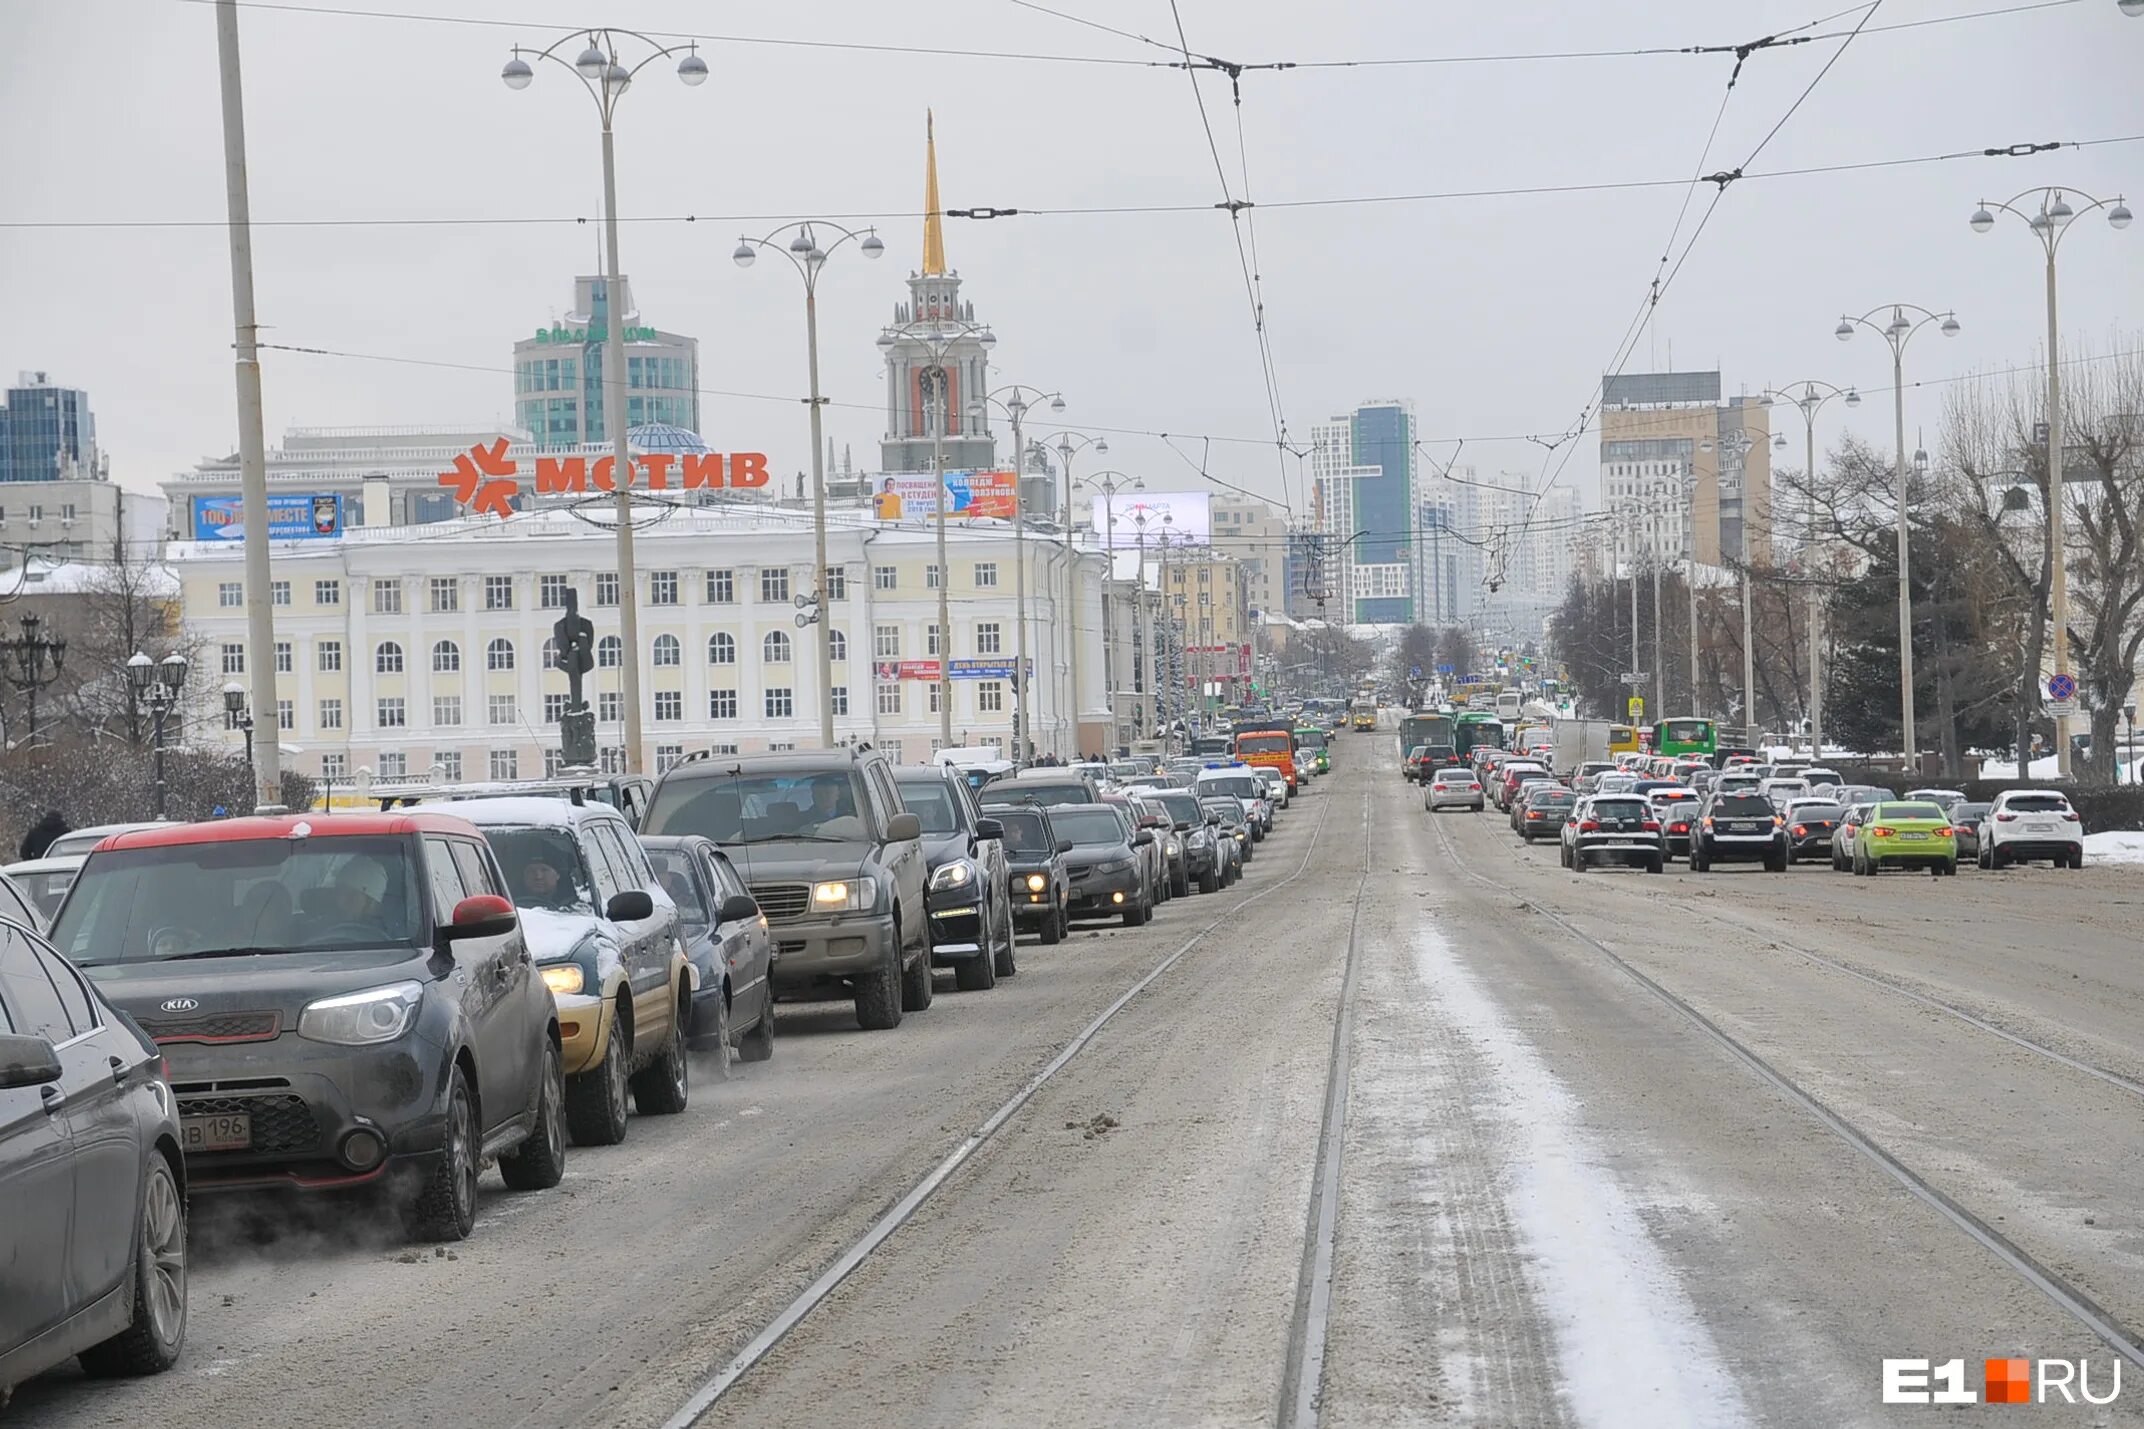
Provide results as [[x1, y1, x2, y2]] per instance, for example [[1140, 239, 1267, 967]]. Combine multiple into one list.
[[5, 0, 2139, 520]]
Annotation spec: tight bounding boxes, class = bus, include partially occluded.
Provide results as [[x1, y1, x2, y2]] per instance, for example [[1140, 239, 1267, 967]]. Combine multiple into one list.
[[1649, 717, 1718, 760], [1232, 719, 1299, 789], [1494, 690, 1524, 722], [1292, 726, 1331, 775], [1453, 712, 1506, 760], [1398, 711, 1455, 766], [1349, 699, 1378, 731]]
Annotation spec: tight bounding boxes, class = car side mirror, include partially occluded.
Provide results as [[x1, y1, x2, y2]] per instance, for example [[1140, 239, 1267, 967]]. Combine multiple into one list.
[[1207, 814, 1221, 826], [443, 893, 517, 942], [605, 889, 655, 923], [1134, 828, 1155, 846], [886, 811, 923, 842], [717, 892, 760, 924], [1173, 820, 1192, 832], [974, 817, 1004, 842], [1058, 839, 1076, 853], [0, 1033, 61, 1091]]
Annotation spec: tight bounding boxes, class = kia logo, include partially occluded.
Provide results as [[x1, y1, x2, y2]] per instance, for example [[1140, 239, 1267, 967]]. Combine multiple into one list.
[[160, 998, 200, 1013]]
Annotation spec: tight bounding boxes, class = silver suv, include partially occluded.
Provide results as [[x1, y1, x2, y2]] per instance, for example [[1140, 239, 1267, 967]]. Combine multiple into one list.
[[643, 749, 928, 1030]]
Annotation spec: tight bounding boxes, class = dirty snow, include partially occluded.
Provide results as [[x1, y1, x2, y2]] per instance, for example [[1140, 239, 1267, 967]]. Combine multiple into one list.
[[2084, 831, 2144, 866]]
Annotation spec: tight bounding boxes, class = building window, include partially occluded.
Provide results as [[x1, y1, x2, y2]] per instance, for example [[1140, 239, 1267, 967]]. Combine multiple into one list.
[[376, 641, 404, 674], [437, 751, 463, 781], [322, 752, 347, 781], [976, 622, 1002, 655], [541, 637, 558, 670], [434, 696, 462, 727], [974, 562, 998, 589], [489, 749, 519, 781], [277, 699, 296, 731], [488, 694, 517, 725], [595, 572, 620, 607], [707, 632, 736, 665], [979, 680, 1004, 713], [759, 567, 790, 603], [543, 693, 567, 724], [876, 683, 901, 716], [881, 738, 904, 764], [599, 747, 625, 775], [652, 634, 681, 667], [826, 567, 848, 602], [655, 744, 684, 771], [599, 691, 624, 722], [432, 640, 460, 674], [544, 749, 565, 777], [274, 641, 293, 675], [873, 565, 897, 591], [486, 638, 516, 672], [928, 683, 941, 714], [319, 698, 343, 730], [828, 629, 848, 662], [220, 643, 246, 675], [377, 697, 406, 729], [927, 624, 941, 656], [874, 625, 900, 659], [484, 575, 514, 610], [764, 687, 794, 719], [598, 635, 622, 668], [649, 571, 679, 606], [706, 568, 735, 604], [271, 580, 291, 607], [763, 631, 792, 664], [709, 689, 738, 719], [315, 578, 341, 606], [831, 686, 849, 717], [218, 581, 242, 608], [539, 574, 568, 608], [429, 577, 459, 613], [926, 564, 941, 590], [654, 690, 682, 722], [372, 578, 403, 614], [380, 752, 408, 780]]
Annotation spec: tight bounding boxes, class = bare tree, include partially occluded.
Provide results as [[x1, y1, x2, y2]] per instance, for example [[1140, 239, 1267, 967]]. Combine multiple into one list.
[[59, 533, 193, 747]]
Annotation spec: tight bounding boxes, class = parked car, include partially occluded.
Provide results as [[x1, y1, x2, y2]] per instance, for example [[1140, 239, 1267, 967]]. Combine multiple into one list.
[[1980, 789, 2084, 869], [1513, 785, 1576, 840], [1949, 802, 1991, 863], [992, 806, 1070, 943], [1, 855, 81, 931], [644, 748, 929, 1030], [1051, 803, 1156, 926], [1689, 792, 1789, 873], [51, 813, 566, 1240], [1195, 767, 1272, 837], [1106, 795, 1172, 908], [1255, 765, 1291, 810], [1559, 795, 1665, 873], [1, 923, 188, 1395], [1850, 801, 1958, 876], [1781, 799, 1846, 863], [1128, 793, 1190, 899], [1425, 770, 1485, 813], [1202, 796, 1254, 875], [640, 835, 775, 1068], [1150, 789, 1224, 894], [895, 765, 1016, 991]]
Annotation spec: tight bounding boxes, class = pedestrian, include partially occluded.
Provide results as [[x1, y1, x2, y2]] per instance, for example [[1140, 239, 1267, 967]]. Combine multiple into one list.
[[19, 808, 69, 861]]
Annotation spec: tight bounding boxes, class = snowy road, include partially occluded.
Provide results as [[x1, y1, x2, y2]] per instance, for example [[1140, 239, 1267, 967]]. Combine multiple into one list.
[[14, 741, 2144, 1426]]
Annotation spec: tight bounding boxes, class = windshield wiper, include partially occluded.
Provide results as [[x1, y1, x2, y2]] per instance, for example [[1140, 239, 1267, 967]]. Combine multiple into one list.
[[157, 945, 294, 961]]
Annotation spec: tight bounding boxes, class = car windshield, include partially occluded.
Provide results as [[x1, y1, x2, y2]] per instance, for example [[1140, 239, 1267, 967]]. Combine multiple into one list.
[[993, 809, 1056, 856], [893, 779, 964, 835], [1953, 803, 1991, 821], [2003, 795, 2071, 813], [1203, 800, 1247, 827], [1051, 808, 1129, 847], [1199, 775, 1261, 800], [1590, 799, 1649, 821], [11, 867, 76, 923], [480, 825, 598, 913], [986, 781, 1096, 806], [645, 771, 868, 844], [1296, 731, 1328, 750], [53, 835, 425, 966], [1787, 803, 1845, 822], [643, 847, 710, 922], [1711, 795, 1775, 818], [1877, 803, 1947, 821], [1237, 734, 1291, 754], [1529, 791, 1576, 807]]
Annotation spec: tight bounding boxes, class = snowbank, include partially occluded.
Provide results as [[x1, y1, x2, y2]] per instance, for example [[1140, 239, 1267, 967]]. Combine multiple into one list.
[[2084, 831, 2144, 866]]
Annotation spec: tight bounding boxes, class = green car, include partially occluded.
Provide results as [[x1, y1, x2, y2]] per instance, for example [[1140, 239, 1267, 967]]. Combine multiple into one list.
[[1293, 729, 1330, 775], [1854, 801, 1958, 876]]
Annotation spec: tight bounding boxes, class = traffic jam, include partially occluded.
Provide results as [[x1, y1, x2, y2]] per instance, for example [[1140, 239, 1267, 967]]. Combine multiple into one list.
[[0, 721, 1329, 1404]]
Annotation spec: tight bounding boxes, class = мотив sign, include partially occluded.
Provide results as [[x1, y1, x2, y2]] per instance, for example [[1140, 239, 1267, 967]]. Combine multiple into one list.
[[437, 439, 770, 517]]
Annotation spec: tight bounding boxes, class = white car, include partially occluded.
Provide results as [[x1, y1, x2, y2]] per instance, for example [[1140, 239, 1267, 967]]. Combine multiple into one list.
[[1803, 766, 1844, 789], [1905, 787, 1968, 814], [1979, 789, 2084, 869], [1426, 770, 1485, 812], [1254, 766, 1290, 809], [1597, 771, 1639, 794], [1714, 774, 1762, 798], [1572, 761, 1618, 793], [1758, 777, 1811, 811]]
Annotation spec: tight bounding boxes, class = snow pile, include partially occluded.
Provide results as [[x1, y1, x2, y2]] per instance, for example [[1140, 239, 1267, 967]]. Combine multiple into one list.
[[2083, 831, 2144, 866], [1979, 755, 2063, 780]]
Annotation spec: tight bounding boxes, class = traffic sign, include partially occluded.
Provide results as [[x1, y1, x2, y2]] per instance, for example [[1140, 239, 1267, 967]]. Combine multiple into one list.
[[2048, 672, 2077, 701], [2047, 698, 2081, 720], [1619, 672, 1649, 685], [1627, 696, 1645, 720]]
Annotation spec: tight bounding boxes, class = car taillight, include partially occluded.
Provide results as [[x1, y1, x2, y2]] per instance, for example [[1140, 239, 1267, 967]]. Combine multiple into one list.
[[1642, 820, 1660, 831], [1792, 823, 1807, 836], [1579, 820, 1599, 832], [1935, 827, 1953, 838], [2063, 812, 2081, 822], [1527, 811, 1543, 819], [1871, 826, 1895, 837], [1996, 812, 2017, 821], [1701, 816, 1714, 828]]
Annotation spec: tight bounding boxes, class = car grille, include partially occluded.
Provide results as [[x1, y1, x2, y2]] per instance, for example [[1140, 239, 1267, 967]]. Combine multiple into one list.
[[750, 883, 813, 925], [176, 1092, 321, 1153], [142, 1010, 281, 1044]]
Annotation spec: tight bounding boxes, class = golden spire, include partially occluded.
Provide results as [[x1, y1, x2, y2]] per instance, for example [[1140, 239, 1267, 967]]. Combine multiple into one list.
[[922, 110, 947, 276]]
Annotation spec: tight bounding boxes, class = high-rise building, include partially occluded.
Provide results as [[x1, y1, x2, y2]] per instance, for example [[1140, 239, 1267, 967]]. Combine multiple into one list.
[[1, 372, 101, 484], [878, 115, 997, 475], [1597, 371, 1771, 573], [513, 275, 699, 449], [1310, 399, 1419, 625], [1210, 495, 1289, 620]]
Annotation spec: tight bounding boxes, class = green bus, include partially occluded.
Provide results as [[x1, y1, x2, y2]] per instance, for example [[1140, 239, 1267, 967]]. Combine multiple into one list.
[[1453, 712, 1506, 759], [1649, 717, 1718, 759], [1398, 712, 1455, 764]]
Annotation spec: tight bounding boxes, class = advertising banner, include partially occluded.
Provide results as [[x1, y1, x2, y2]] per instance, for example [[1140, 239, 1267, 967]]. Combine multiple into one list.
[[1089, 490, 1212, 549], [874, 659, 1031, 682], [869, 470, 1017, 521], [192, 493, 343, 542]]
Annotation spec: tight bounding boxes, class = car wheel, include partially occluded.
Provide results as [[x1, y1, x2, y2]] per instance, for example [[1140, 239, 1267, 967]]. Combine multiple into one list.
[[899, 934, 935, 1013], [78, 1151, 187, 1378], [1039, 904, 1064, 944], [403, 1066, 479, 1242], [632, 987, 694, 1110], [738, 986, 776, 1063], [1199, 863, 1221, 894], [955, 933, 998, 991], [1171, 868, 1190, 899], [499, 1036, 567, 1190], [993, 900, 1019, 978], [1647, 856, 1665, 874], [1853, 850, 1870, 876], [1572, 850, 1589, 873], [855, 936, 904, 1030], [1991, 845, 2009, 870], [1832, 850, 1847, 872], [566, 1007, 633, 1145]]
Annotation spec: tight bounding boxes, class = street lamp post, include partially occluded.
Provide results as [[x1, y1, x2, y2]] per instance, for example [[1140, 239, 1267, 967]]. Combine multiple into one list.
[[2, 613, 67, 746], [735, 221, 885, 748], [128, 652, 189, 820], [876, 318, 998, 751], [1077, 470, 1142, 754], [1836, 302, 1962, 771], [1039, 431, 1108, 755], [1761, 380, 1861, 757], [503, 28, 709, 775], [1971, 186, 2131, 778], [973, 385, 1066, 762], [222, 681, 256, 768]]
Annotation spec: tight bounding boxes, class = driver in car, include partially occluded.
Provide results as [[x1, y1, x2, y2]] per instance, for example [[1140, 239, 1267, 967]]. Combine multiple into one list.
[[516, 854, 573, 910], [326, 857, 393, 934], [778, 775, 853, 834]]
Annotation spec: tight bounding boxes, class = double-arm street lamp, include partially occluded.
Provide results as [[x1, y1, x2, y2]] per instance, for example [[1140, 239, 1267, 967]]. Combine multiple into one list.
[[2, 613, 67, 746], [1761, 380, 1860, 757], [1077, 470, 1143, 751], [876, 318, 998, 748], [1970, 186, 2132, 778], [127, 652, 189, 819], [1836, 302, 1961, 770], [1036, 431, 1108, 755], [222, 680, 257, 770], [971, 384, 1066, 762], [503, 28, 708, 776], [736, 221, 885, 748]]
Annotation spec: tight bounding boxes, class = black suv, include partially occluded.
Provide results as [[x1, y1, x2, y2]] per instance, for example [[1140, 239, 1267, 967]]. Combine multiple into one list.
[[1690, 792, 1789, 873], [51, 813, 566, 1242], [894, 765, 1015, 991], [643, 748, 928, 1030]]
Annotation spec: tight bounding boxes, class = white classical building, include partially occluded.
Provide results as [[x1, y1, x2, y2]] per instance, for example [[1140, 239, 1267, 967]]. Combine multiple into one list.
[[166, 500, 1107, 783]]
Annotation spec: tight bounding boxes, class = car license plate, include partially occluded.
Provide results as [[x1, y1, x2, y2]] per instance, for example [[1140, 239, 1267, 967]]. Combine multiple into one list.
[[1728, 822, 1759, 833], [182, 1113, 251, 1152], [2029, 821, 2055, 833], [1901, 831, 1930, 840]]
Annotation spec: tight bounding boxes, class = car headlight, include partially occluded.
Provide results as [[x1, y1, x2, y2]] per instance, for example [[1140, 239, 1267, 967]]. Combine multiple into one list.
[[1095, 858, 1134, 874], [1166, 840, 1181, 857], [812, 876, 878, 912], [929, 860, 975, 892], [298, 980, 424, 1046], [1024, 872, 1048, 892], [541, 963, 585, 996]]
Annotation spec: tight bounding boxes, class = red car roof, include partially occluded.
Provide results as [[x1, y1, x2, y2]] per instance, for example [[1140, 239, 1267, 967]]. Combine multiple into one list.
[[97, 811, 481, 852]]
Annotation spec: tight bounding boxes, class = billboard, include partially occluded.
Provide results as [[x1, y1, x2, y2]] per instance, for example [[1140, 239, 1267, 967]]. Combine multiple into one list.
[[192, 493, 343, 542], [872, 659, 1032, 682], [1088, 490, 1211, 549], [870, 470, 1017, 521]]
